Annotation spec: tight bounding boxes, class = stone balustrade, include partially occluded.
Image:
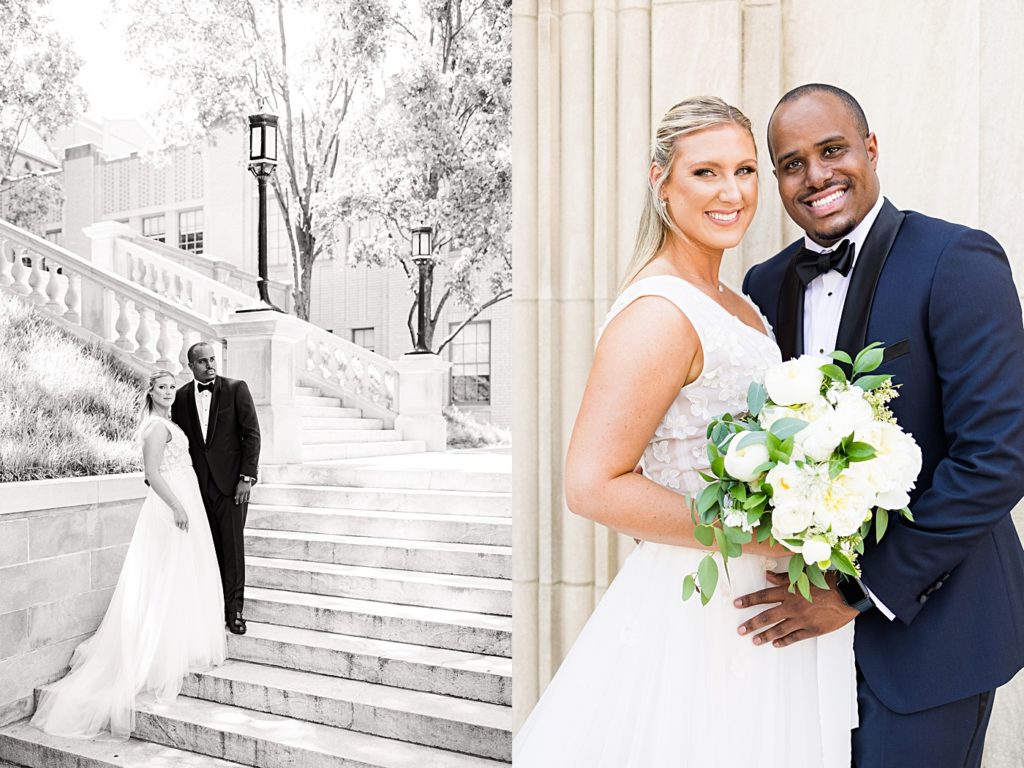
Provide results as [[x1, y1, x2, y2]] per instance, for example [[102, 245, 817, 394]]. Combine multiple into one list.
[[0, 221, 224, 380]]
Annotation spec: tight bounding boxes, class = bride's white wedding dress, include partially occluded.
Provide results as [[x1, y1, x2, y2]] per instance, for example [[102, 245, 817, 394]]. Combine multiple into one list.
[[31, 415, 226, 740], [514, 276, 856, 767]]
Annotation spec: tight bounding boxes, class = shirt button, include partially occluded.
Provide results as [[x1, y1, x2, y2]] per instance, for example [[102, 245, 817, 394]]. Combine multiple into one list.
[[827, 291, 833, 297], [819, 349, 824, 354]]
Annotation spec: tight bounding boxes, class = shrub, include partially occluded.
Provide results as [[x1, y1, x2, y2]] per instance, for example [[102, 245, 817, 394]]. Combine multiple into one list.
[[444, 405, 511, 449]]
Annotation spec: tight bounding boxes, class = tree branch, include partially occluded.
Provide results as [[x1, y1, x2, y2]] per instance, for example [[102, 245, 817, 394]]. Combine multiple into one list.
[[435, 288, 510, 354]]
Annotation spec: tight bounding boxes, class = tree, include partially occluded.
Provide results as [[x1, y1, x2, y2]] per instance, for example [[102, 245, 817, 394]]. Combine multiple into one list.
[[117, 0, 389, 320], [0, 0, 86, 234], [320, 0, 511, 354]]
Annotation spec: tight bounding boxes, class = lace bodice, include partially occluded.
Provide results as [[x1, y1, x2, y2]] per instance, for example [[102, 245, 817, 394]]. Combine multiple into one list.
[[140, 416, 193, 473], [597, 276, 782, 494]]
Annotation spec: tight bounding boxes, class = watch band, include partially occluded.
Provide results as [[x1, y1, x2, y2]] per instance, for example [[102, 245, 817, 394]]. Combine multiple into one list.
[[837, 576, 874, 613]]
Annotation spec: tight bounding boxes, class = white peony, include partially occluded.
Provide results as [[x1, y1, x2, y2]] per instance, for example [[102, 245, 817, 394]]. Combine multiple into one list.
[[793, 388, 874, 463], [724, 436, 771, 482], [764, 356, 828, 407], [817, 468, 876, 536], [801, 537, 832, 566], [851, 421, 923, 509], [832, 387, 876, 435], [766, 463, 824, 535]]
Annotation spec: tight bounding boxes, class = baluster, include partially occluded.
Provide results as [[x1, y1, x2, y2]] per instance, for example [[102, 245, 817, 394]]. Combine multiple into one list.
[[114, 295, 134, 349], [44, 259, 66, 313], [28, 254, 47, 305], [153, 266, 168, 297], [328, 348, 342, 387], [142, 262, 157, 292], [305, 337, 317, 373], [134, 306, 156, 361], [154, 313, 174, 369], [0, 239, 12, 287], [130, 253, 144, 285], [183, 279, 194, 308], [217, 295, 232, 323], [63, 271, 81, 324], [10, 249, 30, 294], [169, 274, 183, 305], [179, 328, 195, 372], [384, 371, 396, 410]]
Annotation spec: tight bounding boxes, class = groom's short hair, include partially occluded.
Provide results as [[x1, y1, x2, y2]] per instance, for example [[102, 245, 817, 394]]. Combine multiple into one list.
[[767, 84, 870, 162], [187, 341, 213, 364]]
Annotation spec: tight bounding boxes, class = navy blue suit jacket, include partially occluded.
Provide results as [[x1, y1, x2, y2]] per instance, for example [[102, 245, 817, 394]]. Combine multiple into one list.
[[743, 199, 1024, 713]]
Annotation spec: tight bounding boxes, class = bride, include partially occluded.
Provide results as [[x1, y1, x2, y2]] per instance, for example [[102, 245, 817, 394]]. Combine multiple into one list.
[[513, 97, 856, 766], [31, 369, 226, 740]]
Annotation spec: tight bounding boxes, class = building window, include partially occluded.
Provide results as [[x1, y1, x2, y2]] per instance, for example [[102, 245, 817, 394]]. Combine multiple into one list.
[[351, 327, 375, 353], [142, 214, 165, 243], [44, 229, 63, 248], [449, 321, 491, 404], [178, 209, 204, 254], [267, 195, 292, 266]]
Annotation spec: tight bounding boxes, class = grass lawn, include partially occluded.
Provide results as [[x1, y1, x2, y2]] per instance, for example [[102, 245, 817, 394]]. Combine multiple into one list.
[[0, 293, 144, 482]]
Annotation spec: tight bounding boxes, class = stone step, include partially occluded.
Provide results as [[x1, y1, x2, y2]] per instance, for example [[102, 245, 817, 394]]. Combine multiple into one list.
[[251, 484, 511, 517], [228, 623, 511, 706], [301, 442, 427, 461], [295, 386, 319, 396], [182, 661, 512, 761], [297, 394, 344, 407], [132, 695, 508, 767], [0, 719, 244, 767], [246, 587, 511, 656], [302, 429, 403, 445], [301, 417, 386, 431], [247, 557, 511, 616], [259, 464, 510, 493], [245, 530, 510, 578], [246, 505, 511, 545], [297, 405, 363, 418]]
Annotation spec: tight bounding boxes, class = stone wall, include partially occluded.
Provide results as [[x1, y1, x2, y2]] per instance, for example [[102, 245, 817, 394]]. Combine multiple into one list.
[[0, 474, 145, 726], [512, 0, 1024, 760]]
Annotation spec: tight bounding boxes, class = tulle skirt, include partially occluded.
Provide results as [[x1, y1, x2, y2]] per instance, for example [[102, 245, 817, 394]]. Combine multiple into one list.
[[513, 541, 857, 768], [31, 467, 226, 740]]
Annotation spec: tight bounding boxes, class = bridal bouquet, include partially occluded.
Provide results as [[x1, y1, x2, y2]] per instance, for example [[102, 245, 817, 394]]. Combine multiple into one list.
[[682, 343, 921, 605]]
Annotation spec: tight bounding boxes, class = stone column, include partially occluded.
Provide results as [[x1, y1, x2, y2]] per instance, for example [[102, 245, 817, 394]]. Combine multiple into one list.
[[393, 353, 450, 452], [213, 310, 308, 466]]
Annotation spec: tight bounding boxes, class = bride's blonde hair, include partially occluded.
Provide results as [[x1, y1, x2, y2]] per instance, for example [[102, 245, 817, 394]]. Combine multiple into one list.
[[138, 369, 176, 424], [619, 96, 755, 293]]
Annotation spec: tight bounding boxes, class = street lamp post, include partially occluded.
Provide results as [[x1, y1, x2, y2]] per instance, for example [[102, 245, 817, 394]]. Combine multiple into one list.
[[247, 112, 281, 311], [410, 226, 435, 354]]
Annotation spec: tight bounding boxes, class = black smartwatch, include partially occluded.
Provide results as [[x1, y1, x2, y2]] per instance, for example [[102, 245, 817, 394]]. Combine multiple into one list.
[[836, 576, 874, 613]]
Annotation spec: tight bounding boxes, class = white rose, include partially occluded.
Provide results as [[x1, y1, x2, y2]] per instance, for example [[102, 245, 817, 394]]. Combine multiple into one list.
[[724, 436, 771, 482], [764, 356, 827, 407], [801, 537, 832, 566]]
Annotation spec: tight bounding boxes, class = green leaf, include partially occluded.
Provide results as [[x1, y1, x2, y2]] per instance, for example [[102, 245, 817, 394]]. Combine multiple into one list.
[[696, 485, 719, 516], [698, 471, 717, 483], [832, 550, 860, 578], [769, 418, 809, 440], [756, 524, 772, 543], [698, 555, 719, 605], [682, 574, 696, 601], [828, 454, 848, 479], [875, 507, 890, 543], [747, 381, 767, 418], [693, 524, 715, 547], [853, 345, 884, 375], [743, 492, 767, 510], [749, 462, 775, 477], [829, 349, 854, 365], [819, 363, 848, 382], [737, 431, 768, 450], [729, 483, 748, 503], [901, 506, 915, 522], [853, 374, 893, 391], [788, 553, 806, 586], [806, 563, 830, 590], [723, 525, 752, 546], [797, 572, 812, 602], [711, 455, 726, 479], [846, 441, 877, 461]]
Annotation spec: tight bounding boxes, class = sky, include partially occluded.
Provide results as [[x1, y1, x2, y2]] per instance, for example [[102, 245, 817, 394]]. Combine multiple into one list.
[[47, 0, 160, 130]]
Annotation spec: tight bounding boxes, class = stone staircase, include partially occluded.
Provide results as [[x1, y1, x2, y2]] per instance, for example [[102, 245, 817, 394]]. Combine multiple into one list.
[[0, 456, 512, 767], [294, 384, 425, 462]]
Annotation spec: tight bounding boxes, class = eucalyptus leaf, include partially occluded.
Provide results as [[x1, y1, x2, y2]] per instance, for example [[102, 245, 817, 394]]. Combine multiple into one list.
[[698, 555, 719, 605], [682, 574, 696, 601], [769, 418, 809, 440], [756, 525, 772, 543], [694, 524, 715, 547], [875, 507, 890, 543], [738, 431, 769, 449], [697, 485, 719, 516], [747, 381, 767, 418]]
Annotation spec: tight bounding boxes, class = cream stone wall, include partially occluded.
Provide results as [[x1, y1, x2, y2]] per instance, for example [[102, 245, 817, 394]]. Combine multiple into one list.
[[512, 0, 1024, 760]]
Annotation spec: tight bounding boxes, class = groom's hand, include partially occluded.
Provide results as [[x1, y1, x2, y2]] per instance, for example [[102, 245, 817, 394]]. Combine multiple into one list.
[[734, 571, 858, 648], [235, 478, 252, 505]]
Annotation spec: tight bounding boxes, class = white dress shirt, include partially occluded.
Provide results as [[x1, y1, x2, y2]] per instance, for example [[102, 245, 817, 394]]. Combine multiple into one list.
[[196, 380, 214, 442], [800, 194, 895, 621]]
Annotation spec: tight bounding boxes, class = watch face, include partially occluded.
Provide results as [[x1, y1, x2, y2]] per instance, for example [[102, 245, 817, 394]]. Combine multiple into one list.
[[837, 577, 869, 610]]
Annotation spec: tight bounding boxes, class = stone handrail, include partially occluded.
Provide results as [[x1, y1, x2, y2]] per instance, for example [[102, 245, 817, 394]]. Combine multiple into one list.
[[114, 236, 259, 323], [0, 219, 224, 379], [303, 323, 399, 424], [123, 233, 293, 312]]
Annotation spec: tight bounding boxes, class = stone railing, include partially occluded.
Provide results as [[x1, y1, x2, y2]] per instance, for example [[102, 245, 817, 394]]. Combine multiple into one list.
[[0, 220, 224, 380], [303, 323, 399, 424], [122, 233, 292, 312]]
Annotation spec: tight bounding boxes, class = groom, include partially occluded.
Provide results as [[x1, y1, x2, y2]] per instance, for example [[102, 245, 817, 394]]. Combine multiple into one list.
[[739, 84, 1024, 767], [171, 341, 261, 635]]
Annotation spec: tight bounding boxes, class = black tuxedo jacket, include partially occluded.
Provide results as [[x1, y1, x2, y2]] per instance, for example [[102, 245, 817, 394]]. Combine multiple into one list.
[[171, 376, 261, 498], [744, 199, 1024, 713]]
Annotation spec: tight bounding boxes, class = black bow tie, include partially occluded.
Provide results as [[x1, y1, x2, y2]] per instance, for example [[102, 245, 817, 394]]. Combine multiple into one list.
[[197, 381, 214, 393], [794, 239, 855, 287]]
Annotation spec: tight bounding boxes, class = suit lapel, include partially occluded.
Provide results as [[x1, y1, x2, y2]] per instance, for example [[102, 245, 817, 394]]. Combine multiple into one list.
[[186, 382, 203, 444], [777, 247, 805, 361], [205, 376, 221, 448], [834, 199, 906, 355]]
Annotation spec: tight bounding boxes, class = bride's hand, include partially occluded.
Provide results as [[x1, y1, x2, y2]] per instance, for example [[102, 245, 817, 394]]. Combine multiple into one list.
[[172, 505, 189, 532]]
